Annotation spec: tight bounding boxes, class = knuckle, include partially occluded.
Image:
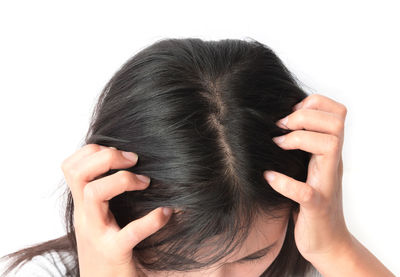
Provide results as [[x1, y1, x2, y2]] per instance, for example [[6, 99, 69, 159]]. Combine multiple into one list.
[[332, 118, 344, 133], [102, 148, 113, 159], [301, 186, 314, 203], [153, 211, 166, 229], [307, 93, 320, 105], [69, 167, 84, 183], [341, 104, 348, 117], [60, 159, 70, 173], [83, 183, 97, 201], [291, 131, 302, 146], [84, 143, 101, 152], [116, 170, 134, 187], [314, 93, 323, 100], [103, 148, 117, 161], [328, 135, 340, 153], [294, 109, 306, 124]]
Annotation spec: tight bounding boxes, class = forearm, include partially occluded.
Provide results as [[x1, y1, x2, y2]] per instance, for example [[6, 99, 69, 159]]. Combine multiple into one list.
[[309, 233, 395, 277]]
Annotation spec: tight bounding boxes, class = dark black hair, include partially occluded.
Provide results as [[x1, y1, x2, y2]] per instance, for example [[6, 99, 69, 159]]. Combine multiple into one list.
[[1, 37, 315, 276]]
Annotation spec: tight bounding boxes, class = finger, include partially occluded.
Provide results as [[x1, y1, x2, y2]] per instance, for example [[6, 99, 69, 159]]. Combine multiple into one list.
[[276, 109, 344, 137], [61, 144, 109, 202], [61, 144, 108, 171], [293, 94, 347, 120], [79, 148, 139, 182], [264, 170, 317, 210], [68, 147, 139, 206], [115, 207, 173, 253], [272, 130, 341, 157], [83, 170, 151, 227]]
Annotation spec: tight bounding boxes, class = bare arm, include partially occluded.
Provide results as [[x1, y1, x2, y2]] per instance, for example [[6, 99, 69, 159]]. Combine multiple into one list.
[[310, 233, 395, 277]]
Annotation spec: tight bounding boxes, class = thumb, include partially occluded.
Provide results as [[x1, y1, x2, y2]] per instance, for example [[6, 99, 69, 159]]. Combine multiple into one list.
[[264, 170, 316, 210], [116, 207, 173, 254]]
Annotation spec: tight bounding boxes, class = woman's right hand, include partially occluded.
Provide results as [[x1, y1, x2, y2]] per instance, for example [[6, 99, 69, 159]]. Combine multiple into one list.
[[61, 144, 173, 277]]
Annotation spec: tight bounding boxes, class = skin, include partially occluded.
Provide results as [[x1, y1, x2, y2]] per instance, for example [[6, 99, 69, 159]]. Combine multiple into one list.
[[136, 210, 290, 277], [61, 93, 395, 276], [267, 94, 395, 276]]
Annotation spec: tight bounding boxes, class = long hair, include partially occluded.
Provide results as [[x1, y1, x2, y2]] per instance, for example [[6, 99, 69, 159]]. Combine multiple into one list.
[[1, 38, 315, 276]]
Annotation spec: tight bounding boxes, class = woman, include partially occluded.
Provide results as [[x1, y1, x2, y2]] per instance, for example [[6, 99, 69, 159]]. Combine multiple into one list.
[[0, 38, 394, 276]]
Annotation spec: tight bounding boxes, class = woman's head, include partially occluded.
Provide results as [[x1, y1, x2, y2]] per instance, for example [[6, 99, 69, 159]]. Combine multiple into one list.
[[1, 37, 313, 277], [82, 38, 312, 276]]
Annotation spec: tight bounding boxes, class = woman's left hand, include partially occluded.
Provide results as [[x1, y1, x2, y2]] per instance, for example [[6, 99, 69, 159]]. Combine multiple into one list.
[[263, 93, 351, 263]]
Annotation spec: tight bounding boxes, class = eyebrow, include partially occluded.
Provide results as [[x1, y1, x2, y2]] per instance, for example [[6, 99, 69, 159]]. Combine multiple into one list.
[[233, 241, 277, 263]]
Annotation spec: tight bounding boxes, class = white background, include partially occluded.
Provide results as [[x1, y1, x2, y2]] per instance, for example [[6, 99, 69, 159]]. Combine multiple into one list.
[[0, 1, 399, 275]]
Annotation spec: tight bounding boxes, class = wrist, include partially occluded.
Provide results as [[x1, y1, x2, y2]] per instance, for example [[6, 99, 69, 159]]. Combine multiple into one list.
[[307, 232, 395, 277], [305, 230, 355, 276], [80, 261, 138, 277]]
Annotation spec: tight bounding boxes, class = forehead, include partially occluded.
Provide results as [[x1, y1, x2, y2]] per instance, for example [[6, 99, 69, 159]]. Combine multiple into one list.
[[192, 208, 290, 265], [224, 209, 289, 261]]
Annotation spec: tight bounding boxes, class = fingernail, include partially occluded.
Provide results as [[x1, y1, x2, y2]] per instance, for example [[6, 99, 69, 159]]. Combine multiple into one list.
[[121, 151, 139, 163], [272, 135, 285, 144], [136, 174, 150, 184], [99, 146, 107, 150], [163, 207, 173, 216], [276, 116, 288, 129], [264, 171, 275, 181]]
